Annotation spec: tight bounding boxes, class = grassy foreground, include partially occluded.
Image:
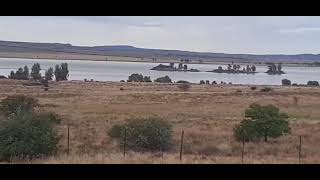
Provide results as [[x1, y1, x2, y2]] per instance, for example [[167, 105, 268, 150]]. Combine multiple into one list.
[[0, 79, 319, 164]]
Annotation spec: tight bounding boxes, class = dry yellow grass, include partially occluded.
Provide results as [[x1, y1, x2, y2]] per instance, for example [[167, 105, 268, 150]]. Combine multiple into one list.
[[0, 79, 319, 164]]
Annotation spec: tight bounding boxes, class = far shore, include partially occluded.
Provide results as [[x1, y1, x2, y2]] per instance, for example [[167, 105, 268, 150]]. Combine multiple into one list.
[[0, 51, 318, 67]]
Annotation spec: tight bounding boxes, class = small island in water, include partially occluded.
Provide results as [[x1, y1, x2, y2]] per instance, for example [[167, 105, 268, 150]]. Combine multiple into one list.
[[265, 63, 285, 75], [207, 64, 257, 74], [151, 63, 200, 72]]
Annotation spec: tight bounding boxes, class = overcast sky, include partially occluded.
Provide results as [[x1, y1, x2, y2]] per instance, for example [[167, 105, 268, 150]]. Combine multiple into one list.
[[0, 16, 319, 54]]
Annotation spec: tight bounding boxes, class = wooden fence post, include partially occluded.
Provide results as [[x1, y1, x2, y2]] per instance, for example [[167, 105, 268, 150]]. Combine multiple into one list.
[[299, 135, 302, 164], [67, 125, 70, 156], [241, 139, 245, 164], [123, 129, 127, 158], [179, 130, 184, 161]]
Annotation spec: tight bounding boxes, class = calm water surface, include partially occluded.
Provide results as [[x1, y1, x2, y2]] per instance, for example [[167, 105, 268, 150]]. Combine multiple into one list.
[[1, 58, 320, 85]]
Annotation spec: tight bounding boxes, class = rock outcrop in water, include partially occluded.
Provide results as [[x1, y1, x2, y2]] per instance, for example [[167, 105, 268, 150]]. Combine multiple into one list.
[[151, 63, 200, 72]]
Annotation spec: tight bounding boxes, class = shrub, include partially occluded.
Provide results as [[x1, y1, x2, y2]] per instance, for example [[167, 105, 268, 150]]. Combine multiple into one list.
[[178, 83, 191, 91], [292, 83, 298, 86], [154, 76, 172, 83], [200, 80, 205, 84], [176, 80, 190, 84], [108, 117, 173, 151], [128, 73, 143, 82], [0, 95, 38, 116], [234, 104, 290, 142], [0, 111, 59, 161], [236, 89, 242, 93], [143, 76, 152, 82], [307, 81, 319, 86], [260, 87, 273, 92], [120, 87, 124, 91], [120, 80, 125, 82], [282, 79, 291, 86], [45, 67, 54, 81], [250, 86, 257, 91]]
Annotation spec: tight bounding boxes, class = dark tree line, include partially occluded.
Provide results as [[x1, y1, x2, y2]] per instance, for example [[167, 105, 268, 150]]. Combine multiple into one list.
[[9, 62, 69, 82]]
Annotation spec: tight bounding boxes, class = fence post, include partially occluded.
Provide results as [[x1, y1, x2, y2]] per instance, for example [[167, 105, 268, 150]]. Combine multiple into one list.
[[123, 129, 127, 158], [241, 139, 245, 164], [179, 130, 184, 161], [299, 135, 302, 164], [67, 125, 70, 156]]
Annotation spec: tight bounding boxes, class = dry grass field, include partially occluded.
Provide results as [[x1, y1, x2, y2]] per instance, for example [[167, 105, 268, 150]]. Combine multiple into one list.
[[0, 79, 320, 164]]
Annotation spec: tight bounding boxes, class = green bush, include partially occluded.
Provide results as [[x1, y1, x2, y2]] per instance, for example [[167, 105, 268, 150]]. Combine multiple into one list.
[[307, 81, 319, 86], [250, 86, 257, 91], [154, 76, 172, 83], [200, 80, 205, 84], [127, 73, 152, 82], [260, 87, 273, 92], [0, 111, 59, 161], [108, 117, 173, 151], [0, 95, 38, 116], [282, 79, 291, 86], [234, 104, 290, 142]]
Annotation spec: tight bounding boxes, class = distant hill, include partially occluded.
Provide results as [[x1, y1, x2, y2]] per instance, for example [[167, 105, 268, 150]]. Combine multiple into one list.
[[0, 40, 320, 63]]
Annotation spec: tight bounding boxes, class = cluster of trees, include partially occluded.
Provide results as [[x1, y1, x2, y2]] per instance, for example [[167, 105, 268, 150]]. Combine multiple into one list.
[[8, 63, 69, 82], [200, 80, 227, 85], [282, 79, 319, 86], [227, 64, 256, 72], [266, 63, 284, 74], [212, 64, 256, 74], [127, 74, 172, 83], [127, 73, 152, 82]]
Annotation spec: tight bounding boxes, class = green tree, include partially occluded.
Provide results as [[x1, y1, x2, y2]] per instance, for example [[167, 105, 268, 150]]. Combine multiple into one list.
[[54, 64, 62, 81], [60, 63, 69, 80], [234, 104, 290, 142], [54, 63, 69, 81], [45, 67, 54, 81], [31, 63, 41, 81], [23, 66, 30, 79], [251, 65, 256, 72]]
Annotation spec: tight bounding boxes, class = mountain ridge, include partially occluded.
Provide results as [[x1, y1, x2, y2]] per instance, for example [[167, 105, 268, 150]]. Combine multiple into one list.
[[0, 40, 319, 63]]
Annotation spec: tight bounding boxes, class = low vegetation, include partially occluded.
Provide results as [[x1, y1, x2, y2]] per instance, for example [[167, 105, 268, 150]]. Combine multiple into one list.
[[127, 73, 152, 82], [176, 80, 190, 84], [0, 95, 39, 116], [250, 86, 257, 91], [234, 104, 290, 142], [282, 79, 291, 86], [178, 83, 191, 91], [0, 95, 59, 162], [307, 81, 319, 86], [260, 87, 273, 92], [108, 117, 173, 152], [154, 76, 172, 83]]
